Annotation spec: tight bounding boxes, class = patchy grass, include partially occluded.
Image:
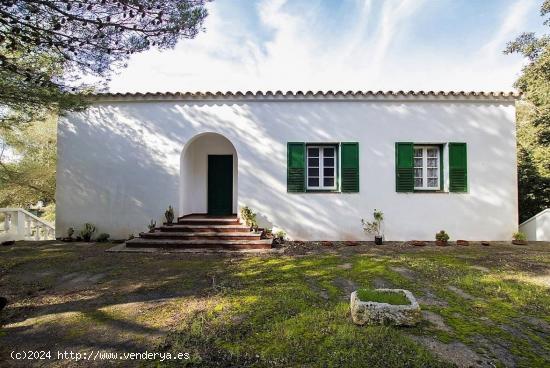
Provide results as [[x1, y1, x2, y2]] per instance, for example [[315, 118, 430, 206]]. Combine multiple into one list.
[[0, 241, 549, 367], [357, 288, 410, 305]]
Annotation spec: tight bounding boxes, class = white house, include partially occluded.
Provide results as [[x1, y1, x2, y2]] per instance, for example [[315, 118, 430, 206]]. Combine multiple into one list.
[[55, 90, 519, 242]]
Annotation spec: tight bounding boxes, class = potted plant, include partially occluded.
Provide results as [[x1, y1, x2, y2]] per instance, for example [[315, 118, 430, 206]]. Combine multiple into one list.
[[164, 205, 175, 225], [435, 230, 449, 246], [148, 219, 156, 233], [361, 209, 384, 245], [274, 230, 286, 245], [512, 231, 527, 245]]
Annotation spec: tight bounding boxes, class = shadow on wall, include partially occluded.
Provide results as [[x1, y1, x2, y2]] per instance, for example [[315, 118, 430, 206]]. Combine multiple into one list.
[[57, 100, 517, 240]]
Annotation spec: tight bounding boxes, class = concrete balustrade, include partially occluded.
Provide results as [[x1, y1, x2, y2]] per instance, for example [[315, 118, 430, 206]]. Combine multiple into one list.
[[0, 208, 55, 242]]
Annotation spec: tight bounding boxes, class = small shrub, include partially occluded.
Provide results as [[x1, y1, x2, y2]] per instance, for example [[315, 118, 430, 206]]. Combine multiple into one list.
[[79, 223, 96, 242], [165, 205, 175, 224], [240, 206, 258, 229], [96, 233, 110, 242], [435, 230, 449, 242], [148, 219, 156, 233], [512, 231, 527, 241], [67, 227, 74, 240], [274, 230, 286, 242], [361, 209, 384, 237]]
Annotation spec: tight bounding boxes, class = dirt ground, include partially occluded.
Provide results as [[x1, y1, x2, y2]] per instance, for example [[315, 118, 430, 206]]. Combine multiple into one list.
[[0, 240, 549, 367]]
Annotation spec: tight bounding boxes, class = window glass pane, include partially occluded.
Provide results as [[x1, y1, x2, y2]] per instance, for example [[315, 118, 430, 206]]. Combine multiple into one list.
[[308, 167, 319, 176], [323, 168, 334, 177], [414, 148, 423, 158], [308, 148, 319, 157], [428, 168, 438, 178], [308, 157, 319, 167], [427, 158, 438, 168], [323, 157, 334, 166], [308, 178, 319, 187], [415, 178, 423, 187], [324, 178, 335, 187], [428, 178, 438, 187], [414, 158, 423, 167], [427, 148, 438, 158], [414, 168, 423, 178], [323, 147, 335, 157]]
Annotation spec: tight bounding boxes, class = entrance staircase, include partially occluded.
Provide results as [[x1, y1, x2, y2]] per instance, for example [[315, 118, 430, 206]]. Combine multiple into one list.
[[126, 214, 273, 250]]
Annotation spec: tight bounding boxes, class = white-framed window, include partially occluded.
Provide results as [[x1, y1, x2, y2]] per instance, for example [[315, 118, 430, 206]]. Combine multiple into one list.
[[307, 145, 337, 190], [413, 146, 440, 190]]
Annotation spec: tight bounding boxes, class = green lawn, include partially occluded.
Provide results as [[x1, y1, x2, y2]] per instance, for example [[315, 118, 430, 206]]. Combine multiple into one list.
[[1, 241, 549, 367]]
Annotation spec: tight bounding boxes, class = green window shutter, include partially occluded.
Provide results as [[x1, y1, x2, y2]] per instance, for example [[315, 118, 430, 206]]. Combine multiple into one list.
[[395, 142, 414, 192], [341, 142, 359, 192], [449, 142, 467, 192], [287, 142, 305, 192]]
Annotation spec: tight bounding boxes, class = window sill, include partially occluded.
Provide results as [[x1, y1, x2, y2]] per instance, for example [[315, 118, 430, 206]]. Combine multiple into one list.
[[305, 189, 341, 193]]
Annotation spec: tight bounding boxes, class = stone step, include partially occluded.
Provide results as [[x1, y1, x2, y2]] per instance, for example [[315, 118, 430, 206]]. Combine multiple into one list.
[[175, 218, 241, 226], [158, 224, 250, 233], [140, 232, 262, 240], [126, 238, 273, 250]]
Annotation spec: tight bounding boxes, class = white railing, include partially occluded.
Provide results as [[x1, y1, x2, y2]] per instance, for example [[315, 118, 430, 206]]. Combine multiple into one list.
[[0, 208, 55, 242]]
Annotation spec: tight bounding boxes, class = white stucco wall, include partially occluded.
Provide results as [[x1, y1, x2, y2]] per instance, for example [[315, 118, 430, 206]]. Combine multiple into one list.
[[56, 97, 518, 240], [519, 209, 550, 241]]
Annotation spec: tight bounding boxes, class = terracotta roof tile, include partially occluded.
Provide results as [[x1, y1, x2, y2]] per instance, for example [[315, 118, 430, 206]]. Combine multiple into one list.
[[88, 90, 521, 101]]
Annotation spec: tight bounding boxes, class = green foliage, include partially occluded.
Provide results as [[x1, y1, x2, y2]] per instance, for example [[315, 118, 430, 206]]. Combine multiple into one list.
[[274, 230, 286, 240], [96, 233, 110, 243], [506, 0, 550, 222], [361, 209, 384, 237], [0, 1, 208, 134], [356, 289, 410, 305], [0, 113, 57, 208], [512, 231, 527, 241], [240, 206, 258, 229], [164, 205, 174, 224], [79, 223, 96, 242], [148, 219, 156, 233], [435, 230, 449, 242]]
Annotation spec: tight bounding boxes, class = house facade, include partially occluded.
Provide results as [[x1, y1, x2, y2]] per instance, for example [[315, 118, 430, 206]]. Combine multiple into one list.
[[55, 91, 519, 241]]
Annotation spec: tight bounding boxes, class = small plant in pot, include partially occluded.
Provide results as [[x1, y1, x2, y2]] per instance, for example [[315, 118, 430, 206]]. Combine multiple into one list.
[[435, 230, 449, 246], [512, 231, 527, 245], [361, 209, 384, 245], [148, 219, 156, 233], [274, 230, 286, 245], [164, 205, 175, 225]]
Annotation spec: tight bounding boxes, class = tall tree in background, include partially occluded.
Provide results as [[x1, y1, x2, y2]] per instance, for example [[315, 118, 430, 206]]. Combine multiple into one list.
[[0, 0, 209, 212], [1, 0, 209, 127], [506, 0, 550, 222]]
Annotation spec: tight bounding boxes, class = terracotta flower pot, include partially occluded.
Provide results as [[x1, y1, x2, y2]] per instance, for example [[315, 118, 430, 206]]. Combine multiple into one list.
[[457, 240, 469, 246], [435, 240, 448, 246], [512, 240, 527, 245], [481, 241, 491, 246]]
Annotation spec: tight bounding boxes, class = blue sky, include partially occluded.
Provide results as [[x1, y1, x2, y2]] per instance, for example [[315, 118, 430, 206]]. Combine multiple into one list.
[[108, 0, 547, 93]]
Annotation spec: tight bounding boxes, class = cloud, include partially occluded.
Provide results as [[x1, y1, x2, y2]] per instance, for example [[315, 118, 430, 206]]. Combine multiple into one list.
[[108, 0, 535, 93]]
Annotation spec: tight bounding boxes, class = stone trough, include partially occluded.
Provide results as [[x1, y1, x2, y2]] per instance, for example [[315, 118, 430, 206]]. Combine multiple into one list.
[[350, 288, 421, 326]]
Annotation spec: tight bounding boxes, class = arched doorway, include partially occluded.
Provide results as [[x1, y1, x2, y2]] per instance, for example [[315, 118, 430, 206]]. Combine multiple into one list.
[[180, 132, 238, 216]]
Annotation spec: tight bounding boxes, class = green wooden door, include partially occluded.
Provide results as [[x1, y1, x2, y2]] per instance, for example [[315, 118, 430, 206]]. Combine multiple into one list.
[[208, 155, 233, 215]]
